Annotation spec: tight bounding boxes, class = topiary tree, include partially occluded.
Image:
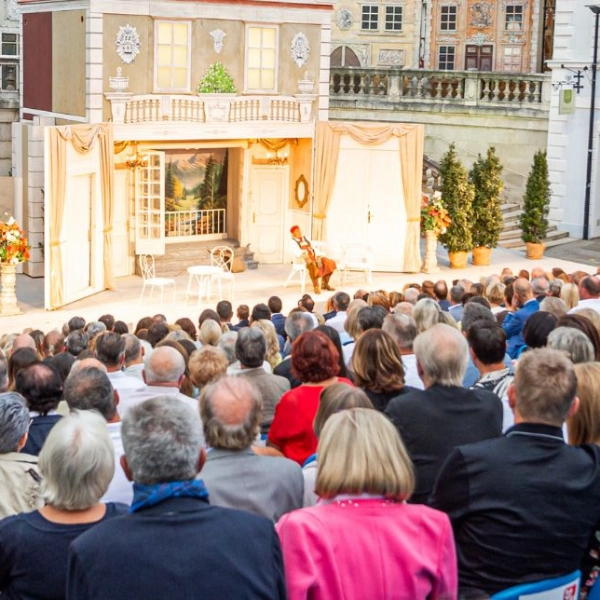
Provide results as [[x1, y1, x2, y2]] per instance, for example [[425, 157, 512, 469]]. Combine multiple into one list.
[[470, 147, 504, 248], [438, 143, 474, 253], [197, 62, 237, 94], [519, 150, 550, 244]]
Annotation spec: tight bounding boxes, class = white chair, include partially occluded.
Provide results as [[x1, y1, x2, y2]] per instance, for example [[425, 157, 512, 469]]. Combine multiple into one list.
[[490, 569, 580, 600], [209, 245, 235, 301], [138, 254, 176, 305], [340, 243, 372, 286], [284, 257, 307, 293]]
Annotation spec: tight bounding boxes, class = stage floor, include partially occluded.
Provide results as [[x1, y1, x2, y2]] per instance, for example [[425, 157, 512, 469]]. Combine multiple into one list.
[[3, 240, 598, 335]]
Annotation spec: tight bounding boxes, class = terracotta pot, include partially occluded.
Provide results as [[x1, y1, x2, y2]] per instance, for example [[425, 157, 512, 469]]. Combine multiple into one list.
[[448, 250, 469, 269], [472, 246, 492, 266], [525, 242, 545, 260]]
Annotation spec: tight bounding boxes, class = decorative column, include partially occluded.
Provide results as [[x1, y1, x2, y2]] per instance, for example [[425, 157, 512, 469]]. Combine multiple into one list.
[[0, 263, 21, 315], [421, 231, 440, 273]]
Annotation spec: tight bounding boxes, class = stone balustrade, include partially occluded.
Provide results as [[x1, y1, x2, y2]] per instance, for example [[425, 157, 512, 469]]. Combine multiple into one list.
[[105, 92, 315, 124], [330, 68, 550, 110]]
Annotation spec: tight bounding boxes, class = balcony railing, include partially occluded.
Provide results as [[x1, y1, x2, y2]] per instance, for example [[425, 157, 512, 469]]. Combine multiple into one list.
[[165, 208, 226, 238], [330, 68, 550, 110]]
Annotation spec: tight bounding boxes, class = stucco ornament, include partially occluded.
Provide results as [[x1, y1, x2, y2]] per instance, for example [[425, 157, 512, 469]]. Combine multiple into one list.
[[210, 29, 226, 54], [337, 8, 354, 30], [6, 0, 18, 21], [290, 32, 310, 68], [470, 2, 493, 28], [116, 24, 141, 64]]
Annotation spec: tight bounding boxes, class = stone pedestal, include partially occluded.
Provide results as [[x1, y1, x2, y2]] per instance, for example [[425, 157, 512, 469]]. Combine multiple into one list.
[[0, 262, 21, 315], [421, 231, 439, 273]]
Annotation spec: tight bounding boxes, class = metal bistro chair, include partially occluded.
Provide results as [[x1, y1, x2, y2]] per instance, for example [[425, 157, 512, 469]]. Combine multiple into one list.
[[138, 254, 176, 305], [490, 569, 580, 600], [209, 245, 235, 302]]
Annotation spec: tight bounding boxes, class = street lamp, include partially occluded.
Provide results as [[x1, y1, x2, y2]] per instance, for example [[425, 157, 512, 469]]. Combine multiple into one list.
[[584, 4, 600, 239]]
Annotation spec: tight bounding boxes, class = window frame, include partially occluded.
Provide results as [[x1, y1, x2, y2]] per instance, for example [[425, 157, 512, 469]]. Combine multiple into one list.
[[153, 20, 192, 94], [384, 5, 403, 32], [244, 24, 279, 94], [361, 5, 380, 31], [502, 45, 523, 72], [440, 5, 458, 32], [505, 5, 524, 31], [438, 45, 456, 70]]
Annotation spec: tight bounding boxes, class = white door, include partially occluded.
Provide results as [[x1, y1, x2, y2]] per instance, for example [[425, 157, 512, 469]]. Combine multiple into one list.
[[249, 166, 287, 263], [135, 151, 165, 255]]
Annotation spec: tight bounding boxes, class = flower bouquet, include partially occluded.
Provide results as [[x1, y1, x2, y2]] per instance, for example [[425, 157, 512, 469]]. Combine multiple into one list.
[[0, 216, 30, 264], [420, 192, 451, 237]]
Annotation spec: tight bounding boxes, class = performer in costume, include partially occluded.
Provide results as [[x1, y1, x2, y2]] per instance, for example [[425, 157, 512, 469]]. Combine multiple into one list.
[[290, 226, 336, 294]]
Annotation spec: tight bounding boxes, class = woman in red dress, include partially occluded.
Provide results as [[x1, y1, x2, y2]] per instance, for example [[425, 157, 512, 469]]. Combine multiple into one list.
[[267, 330, 353, 465]]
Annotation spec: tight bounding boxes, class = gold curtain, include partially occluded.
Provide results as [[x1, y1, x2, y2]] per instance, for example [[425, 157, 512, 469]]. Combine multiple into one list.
[[313, 122, 424, 271], [256, 138, 297, 153], [50, 124, 116, 307], [312, 122, 341, 240], [47, 129, 67, 310]]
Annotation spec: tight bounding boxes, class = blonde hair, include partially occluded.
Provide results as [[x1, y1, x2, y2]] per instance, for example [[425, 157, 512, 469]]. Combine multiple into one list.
[[251, 320, 281, 370], [314, 384, 373, 438], [486, 281, 505, 306], [315, 408, 415, 501], [188, 346, 228, 388], [560, 283, 580, 311], [344, 300, 368, 340], [569, 362, 600, 445], [199, 319, 222, 347]]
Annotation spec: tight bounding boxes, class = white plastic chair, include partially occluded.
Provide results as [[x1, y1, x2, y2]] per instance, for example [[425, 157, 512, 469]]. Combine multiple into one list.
[[138, 254, 176, 305], [340, 243, 372, 285], [284, 257, 307, 293], [490, 569, 580, 600], [210, 245, 235, 301]]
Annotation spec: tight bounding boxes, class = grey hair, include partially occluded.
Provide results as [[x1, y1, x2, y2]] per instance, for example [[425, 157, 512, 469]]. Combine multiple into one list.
[[413, 323, 468, 386], [532, 277, 550, 296], [548, 279, 563, 296], [284, 312, 315, 341], [461, 303, 495, 333], [539, 296, 568, 319], [63, 367, 116, 421], [166, 330, 192, 343], [122, 396, 203, 484], [547, 327, 595, 364], [382, 314, 417, 352], [66, 330, 89, 356], [218, 331, 239, 365], [413, 298, 441, 334], [86, 321, 107, 340], [200, 377, 261, 451], [123, 334, 142, 364], [403, 288, 420, 305], [144, 346, 185, 384], [449, 285, 465, 303], [0, 352, 8, 392], [235, 327, 266, 369], [0, 392, 29, 453], [38, 410, 114, 510]]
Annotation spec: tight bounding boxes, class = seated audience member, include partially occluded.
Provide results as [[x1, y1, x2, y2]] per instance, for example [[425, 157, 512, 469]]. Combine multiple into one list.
[[122, 334, 145, 380], [218, 331, 238, 366], [10, 333, 38, 356], [434, 280, 451, 311], [448, 285, 465, 322], [403, 287, 420, 305], [277, 408, 457, 600], [539, 295, 568, 318], [0, 411, 125, 599], [430, 348, 600, 597], [340, 300, 368, 369], [268, 330, 353, 465], [467, 323, 514, 431], [8, 347, 39, 390], [502, 278, 540, 358], [188, 345, 228, 397], [486, 281, 506, 315], [367, 290, 392, 313], [200, 377, 302, 521], [561, 282, 580, 311], [521, 311, 558, 353], [532, 276, 549, 302], [568, 362, 600, 446], [95, 332, 144, 398], [571, 275, 600, 314], [16, 363, 63, 456], [268, 296, 286, 340], [252, 319, 281, 370], [216, 300, 236, 332], [65, 329, 89, 357], [413, 298, 443, 334], [0, 392, 43, 518], [352, 329, 414, 412], [199, 319, 222, 347], [42, 331, 64, 359], [326, 292, 350, 335], [85, 322, 107, 348], [547, 278, 563, 298], [547, 327, 595, 364], [385, 324, 502, 504], [235, 304, 250, 329], [274, 311, 315, 388], [67, 397, 286, 599], [146, 321, 169, 348], [63, 366, 132, 505], [302, 385, 373, 507], [315, 325, 351, 381], [557, 313, 600, 361], [234, 328, 289, 434], [175, 318, 197, 343], [113, 321, 129, 335], [382, 313, 424, 390], [49, 352, 76, 385]]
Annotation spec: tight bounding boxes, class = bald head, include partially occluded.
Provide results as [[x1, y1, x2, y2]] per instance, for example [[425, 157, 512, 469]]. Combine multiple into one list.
[[144, 346, 185, 385], [200, 377, 261, 450], [70, 357, 107, 375], [11, 334, 36, 355], [514, 278, 534, 304], [580, 276, 600, 300]]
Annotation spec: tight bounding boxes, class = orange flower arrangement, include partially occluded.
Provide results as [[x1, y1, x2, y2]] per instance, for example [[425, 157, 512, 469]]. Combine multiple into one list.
[[420, 192, 451, 237], [0, 216, 30, 264]]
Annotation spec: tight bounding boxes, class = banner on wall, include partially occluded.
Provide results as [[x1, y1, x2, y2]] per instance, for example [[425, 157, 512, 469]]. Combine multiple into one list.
[[559, 87, 575, 115]]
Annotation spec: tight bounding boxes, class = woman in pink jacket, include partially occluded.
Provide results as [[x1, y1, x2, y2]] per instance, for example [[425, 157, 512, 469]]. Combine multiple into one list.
[[276, 408, 457, 600]]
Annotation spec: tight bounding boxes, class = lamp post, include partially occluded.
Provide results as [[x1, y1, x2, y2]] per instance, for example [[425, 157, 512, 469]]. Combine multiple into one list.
[[584, 4, 600, 239]]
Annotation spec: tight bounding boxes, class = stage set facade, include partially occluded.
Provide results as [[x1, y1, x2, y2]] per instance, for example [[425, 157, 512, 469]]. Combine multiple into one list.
[[15, 0, 424, 310]]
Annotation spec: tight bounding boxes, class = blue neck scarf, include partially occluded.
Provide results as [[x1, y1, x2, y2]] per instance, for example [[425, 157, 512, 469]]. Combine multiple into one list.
[[130, 479, 209, 513]]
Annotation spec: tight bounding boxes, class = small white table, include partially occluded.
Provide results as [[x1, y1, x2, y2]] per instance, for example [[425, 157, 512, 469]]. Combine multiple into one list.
[[185, 265, 221, 306]]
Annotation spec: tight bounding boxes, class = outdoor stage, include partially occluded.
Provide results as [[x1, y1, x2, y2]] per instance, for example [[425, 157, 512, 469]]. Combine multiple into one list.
[[1, 242, 594, 335]]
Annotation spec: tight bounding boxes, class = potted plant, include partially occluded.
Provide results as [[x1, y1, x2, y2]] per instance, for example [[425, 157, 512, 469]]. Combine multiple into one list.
[[197, 62, 237, 123], [519, 150, 551, 260], [469, 147, 504, 266], [0, 215, 29, 315], [438, 144, 475, 269], [420, 191, 451, 273]]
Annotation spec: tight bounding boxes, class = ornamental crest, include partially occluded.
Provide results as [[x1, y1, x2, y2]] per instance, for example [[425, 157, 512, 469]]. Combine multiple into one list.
[[290, 32, 310, 68], [116, 25, 141, 64], [210, 29, 226, 54], [469, 2, 493, 28], [337, 8, 354, 30]]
